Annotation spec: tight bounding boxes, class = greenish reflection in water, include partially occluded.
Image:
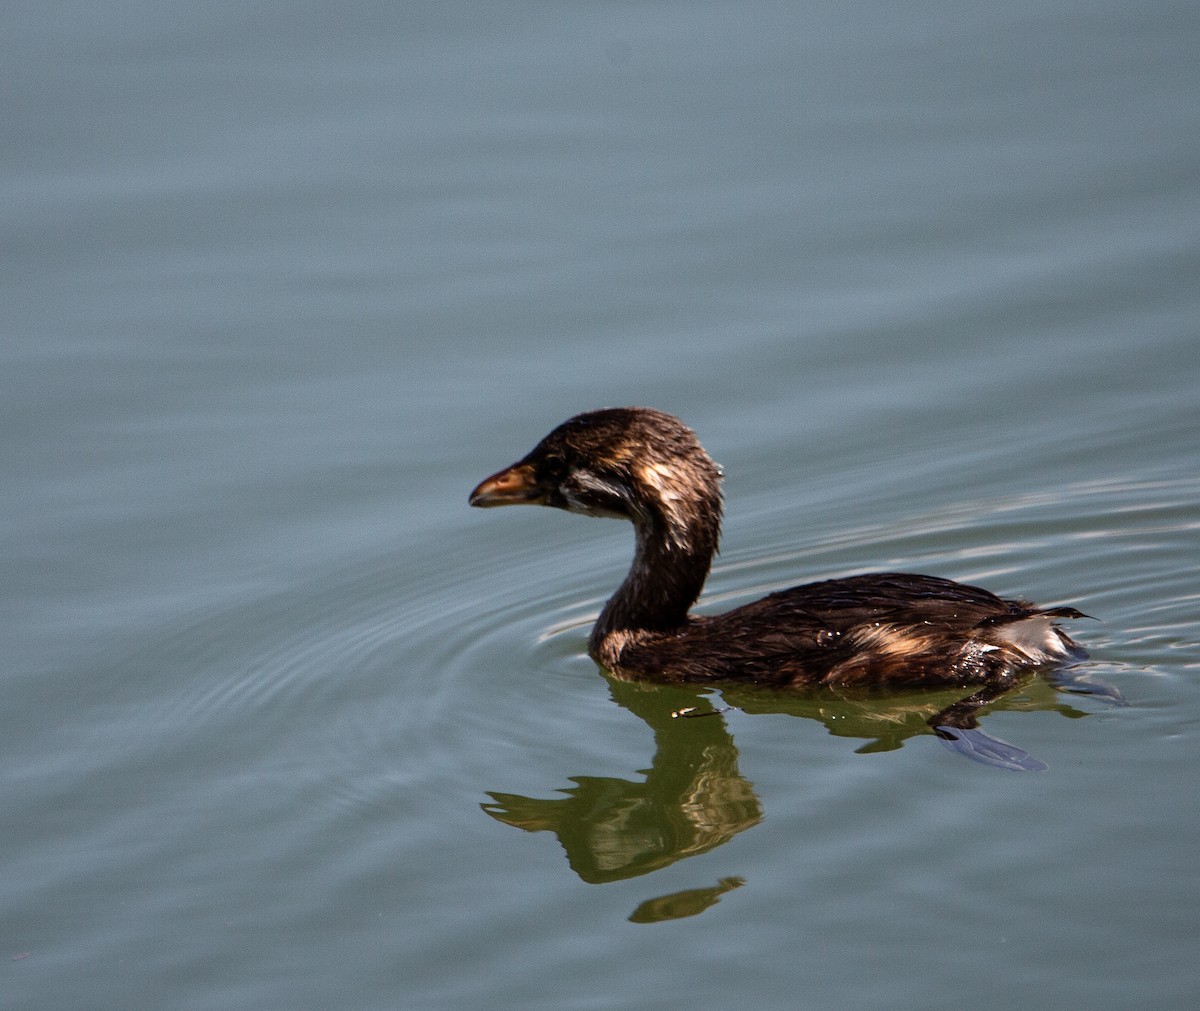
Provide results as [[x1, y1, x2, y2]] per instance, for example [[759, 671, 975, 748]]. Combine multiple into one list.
[[483, 670, 1114, 922], [627, 876, 746, 924], [484, 679, 763, 888]]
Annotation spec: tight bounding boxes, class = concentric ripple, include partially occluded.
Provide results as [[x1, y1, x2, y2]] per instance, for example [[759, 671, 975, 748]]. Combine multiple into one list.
[[89, 468, 1196, 827]]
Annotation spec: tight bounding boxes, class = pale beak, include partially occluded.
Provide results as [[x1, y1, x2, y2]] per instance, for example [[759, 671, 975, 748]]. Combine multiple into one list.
[[469, 462, 545, 508]]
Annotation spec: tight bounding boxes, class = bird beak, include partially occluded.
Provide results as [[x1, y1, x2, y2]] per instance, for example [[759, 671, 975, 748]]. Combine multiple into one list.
[[469, 462, 545, 508]]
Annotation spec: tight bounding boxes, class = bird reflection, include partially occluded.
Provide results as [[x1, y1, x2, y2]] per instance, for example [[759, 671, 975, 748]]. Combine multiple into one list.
[[482, 667, 1118, 920], [627, 876, 745, 923], [483, 677, 762, 885], [722, 665, 1118, 772]]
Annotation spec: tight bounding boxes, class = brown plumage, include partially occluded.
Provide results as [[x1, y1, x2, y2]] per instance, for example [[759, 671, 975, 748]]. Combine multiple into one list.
[[469, 407, 1087, 688]]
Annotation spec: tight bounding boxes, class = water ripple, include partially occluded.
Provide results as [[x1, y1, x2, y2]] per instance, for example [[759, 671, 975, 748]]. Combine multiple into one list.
[[93, 470, 1195, 822]]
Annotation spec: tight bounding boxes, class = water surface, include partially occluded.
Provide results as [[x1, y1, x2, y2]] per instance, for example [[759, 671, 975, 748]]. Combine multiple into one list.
[[3, 2, 1198, 1008]]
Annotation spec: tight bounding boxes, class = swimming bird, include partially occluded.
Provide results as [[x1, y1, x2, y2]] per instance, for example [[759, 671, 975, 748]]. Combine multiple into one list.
[[470, 407, 1087, 688]]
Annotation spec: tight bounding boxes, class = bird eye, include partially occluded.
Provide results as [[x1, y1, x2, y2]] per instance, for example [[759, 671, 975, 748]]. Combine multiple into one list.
[[542, 454, 567, 481]]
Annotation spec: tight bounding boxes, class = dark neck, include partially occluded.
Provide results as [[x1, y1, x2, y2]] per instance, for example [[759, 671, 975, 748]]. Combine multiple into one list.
[[590, 512, 717, 651]]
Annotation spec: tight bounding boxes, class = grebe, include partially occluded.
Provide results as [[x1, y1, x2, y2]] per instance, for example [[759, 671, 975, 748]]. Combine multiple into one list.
[[469, 407, 1086, 687]]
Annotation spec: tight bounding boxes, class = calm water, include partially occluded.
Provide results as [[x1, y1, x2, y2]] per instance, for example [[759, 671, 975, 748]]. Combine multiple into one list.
[[4, 2, 1198, 1008]]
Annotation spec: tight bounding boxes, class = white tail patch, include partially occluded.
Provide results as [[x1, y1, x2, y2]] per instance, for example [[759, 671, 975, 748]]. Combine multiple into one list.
[[989, 615, 1073, 663]]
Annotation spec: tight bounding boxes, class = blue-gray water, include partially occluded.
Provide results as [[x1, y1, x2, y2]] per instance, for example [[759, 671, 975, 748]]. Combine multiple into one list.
[[3, 2, 1198, 1008]]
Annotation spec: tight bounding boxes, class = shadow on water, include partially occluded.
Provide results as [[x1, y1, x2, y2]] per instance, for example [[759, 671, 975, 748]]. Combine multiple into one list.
[[482, 668, 1120, 923]]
